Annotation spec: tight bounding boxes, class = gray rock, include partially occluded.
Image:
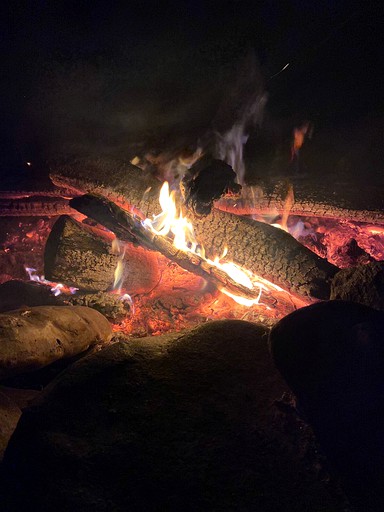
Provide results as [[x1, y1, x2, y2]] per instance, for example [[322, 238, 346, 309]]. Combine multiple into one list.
[[0, 306, 112, 378], [0, 280, 59, 313]]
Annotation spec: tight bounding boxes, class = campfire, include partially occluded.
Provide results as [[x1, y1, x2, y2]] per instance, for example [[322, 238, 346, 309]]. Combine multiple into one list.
[[1, 154, 384, 338]]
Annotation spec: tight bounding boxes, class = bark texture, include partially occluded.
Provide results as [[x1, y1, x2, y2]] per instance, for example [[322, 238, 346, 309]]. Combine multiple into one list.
[[44, 215, 160, 293], [216, 181, 384, 224], [191, 208, 338, 300], [50, 158, 162, 218], [52, 158, 340, 299], [0, 198, 74, 216], [50, 158, 384, 223]]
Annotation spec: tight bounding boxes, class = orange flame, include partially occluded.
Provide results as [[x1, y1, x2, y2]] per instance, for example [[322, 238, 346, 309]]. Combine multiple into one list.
[[143, 182, 287, 307]]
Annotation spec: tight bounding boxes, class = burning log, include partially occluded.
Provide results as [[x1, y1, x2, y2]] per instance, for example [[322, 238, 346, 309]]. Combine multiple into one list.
[[215, 180, 384, 224], [0, 305, 112, 379], [70, 193, 338, 301], [50, 158, 384, 224], [44, 215, 160, 293]]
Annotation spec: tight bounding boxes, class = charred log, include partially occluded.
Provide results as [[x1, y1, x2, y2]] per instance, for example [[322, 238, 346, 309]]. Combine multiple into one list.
[[331, 261, 384, 312], [70, 194, 338, 301], [215, 180, 384, 224], [190, 208, 338, 300], [0, 198, 74, 217], [182, 157, 241, 215], [44, 215, 160, 293], [0, 189, 78, 200], [50, 158, 162, 218], [51, 159, 339, 299], [61, 291, 132, 322], [50, 158, 384, 223]]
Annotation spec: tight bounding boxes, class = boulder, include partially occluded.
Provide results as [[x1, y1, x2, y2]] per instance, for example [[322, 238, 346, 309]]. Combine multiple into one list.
[[269, 300, 384, 511], [1, 320, 342, 511], [0, 306, 112, 379], [330, 261, 384, 311]]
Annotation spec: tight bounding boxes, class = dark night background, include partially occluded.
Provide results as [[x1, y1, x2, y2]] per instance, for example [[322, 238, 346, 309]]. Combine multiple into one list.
[[0, 1, 382, 186]]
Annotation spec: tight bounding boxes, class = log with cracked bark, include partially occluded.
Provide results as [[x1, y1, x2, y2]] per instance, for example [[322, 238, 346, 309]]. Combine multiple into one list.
[[215, 180, 384, 224], [44, 215, 160, 294], [49, 157, 384, 224]]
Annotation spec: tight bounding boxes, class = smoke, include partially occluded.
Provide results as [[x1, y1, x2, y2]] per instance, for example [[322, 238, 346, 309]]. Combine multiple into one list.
[[214, 92, 267, 185], [212, 51, 267, 185]]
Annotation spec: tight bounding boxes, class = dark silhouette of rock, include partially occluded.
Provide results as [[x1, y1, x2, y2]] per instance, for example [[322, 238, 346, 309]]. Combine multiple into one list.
[[331, 261, 384, 312], [270, 300, 384, 511]]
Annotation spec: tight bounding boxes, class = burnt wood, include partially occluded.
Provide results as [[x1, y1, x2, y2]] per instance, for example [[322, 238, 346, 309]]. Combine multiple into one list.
[[50, 157, 384, 223], [0, 197, 74, 216], [216, 180, 384, 224], [44, 215, 160, 294]]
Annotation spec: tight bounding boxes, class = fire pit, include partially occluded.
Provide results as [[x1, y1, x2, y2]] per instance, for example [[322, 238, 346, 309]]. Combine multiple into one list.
[[1, 155, 384, 337], [1, 3, 383, 509]]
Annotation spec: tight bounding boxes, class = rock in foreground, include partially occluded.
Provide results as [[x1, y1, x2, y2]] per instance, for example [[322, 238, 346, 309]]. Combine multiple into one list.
[[0, 305, 112, 378], [270, 300, 384, 511], [1, 320, 342, 511]]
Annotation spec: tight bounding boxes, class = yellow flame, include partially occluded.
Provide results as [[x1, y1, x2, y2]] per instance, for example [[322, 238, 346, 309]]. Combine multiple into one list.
[[112, 238, 126, 292], [144, 181, 286, 307], [144, 182, 199, 253]]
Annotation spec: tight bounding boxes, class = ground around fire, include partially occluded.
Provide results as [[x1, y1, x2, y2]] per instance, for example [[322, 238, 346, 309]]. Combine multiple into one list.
[[0, 320, 350, 511]]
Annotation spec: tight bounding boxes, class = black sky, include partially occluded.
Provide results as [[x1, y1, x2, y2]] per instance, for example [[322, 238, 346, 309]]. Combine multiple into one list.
[[0, 1, 382, 179]]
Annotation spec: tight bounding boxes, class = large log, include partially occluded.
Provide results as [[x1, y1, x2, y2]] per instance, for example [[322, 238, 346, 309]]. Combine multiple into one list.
[[215, 180, 384, 224], [70, 193, 338, 301], [50, 158, 162, 218], [44, 215, 160, 294], [50, 157, 384, 223]]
